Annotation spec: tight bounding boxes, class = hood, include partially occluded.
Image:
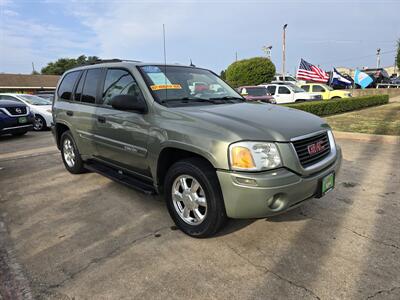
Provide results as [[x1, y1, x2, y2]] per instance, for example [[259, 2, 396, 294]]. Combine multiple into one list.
[[31, 104, 52, 114], [0, 100, 27, 108], [175, 102, 329, 142]]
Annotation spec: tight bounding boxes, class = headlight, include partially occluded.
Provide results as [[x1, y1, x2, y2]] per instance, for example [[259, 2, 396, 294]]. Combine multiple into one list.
[[229, 142, 282, 171]]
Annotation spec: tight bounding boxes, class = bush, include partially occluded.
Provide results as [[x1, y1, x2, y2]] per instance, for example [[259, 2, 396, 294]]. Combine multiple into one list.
[[284, 95, 389, 116], [225, 57, 275, 88]]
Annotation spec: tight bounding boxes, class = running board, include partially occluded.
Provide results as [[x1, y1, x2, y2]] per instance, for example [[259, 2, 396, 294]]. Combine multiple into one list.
[[84, 161, 156, 195]]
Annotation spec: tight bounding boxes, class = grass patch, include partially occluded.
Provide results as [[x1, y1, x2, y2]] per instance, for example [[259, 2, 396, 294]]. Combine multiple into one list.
[[285, 95, 389, 116], [325, 102, 400, 136]]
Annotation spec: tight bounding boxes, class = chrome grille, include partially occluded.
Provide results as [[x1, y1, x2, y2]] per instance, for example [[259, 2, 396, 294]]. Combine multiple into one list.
[[292, 132, 331, 168], [5, 107, 27, 115]]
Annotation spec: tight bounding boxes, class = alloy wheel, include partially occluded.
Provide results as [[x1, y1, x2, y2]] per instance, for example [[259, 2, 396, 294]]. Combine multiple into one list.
[[172, 175, 208, 225], [63, 138, 76, 168]]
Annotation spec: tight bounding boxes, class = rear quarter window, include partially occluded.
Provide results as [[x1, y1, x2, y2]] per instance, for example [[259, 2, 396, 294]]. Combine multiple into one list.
[[57, 71, 81, 101]]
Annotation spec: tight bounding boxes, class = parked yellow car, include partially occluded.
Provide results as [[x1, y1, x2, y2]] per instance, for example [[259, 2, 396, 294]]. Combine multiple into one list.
[[300, 84, 352, 100]]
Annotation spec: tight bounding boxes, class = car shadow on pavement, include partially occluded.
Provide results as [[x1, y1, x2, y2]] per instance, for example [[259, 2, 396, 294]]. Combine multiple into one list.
[[244, 138, 388, 299]]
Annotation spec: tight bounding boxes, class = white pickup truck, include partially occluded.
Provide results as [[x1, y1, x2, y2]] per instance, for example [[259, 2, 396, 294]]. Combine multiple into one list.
[[259, 83, 322, 104]]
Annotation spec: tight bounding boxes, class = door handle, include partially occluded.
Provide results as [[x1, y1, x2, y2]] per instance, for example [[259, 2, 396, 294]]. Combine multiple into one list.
[[97, 116, 106, 123], [66, 111, 73, 116]]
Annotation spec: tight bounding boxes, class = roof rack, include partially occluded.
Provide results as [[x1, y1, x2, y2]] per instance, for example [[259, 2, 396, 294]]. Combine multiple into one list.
[[86, 59, 142, 65]]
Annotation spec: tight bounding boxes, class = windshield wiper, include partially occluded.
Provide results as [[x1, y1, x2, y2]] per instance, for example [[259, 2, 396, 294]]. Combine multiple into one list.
[[209, 96, 244, 102], [162, 97, 223, 104]]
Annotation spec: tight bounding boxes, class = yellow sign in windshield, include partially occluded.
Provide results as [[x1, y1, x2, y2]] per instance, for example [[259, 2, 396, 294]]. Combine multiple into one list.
[[150, 84, 182, 91]]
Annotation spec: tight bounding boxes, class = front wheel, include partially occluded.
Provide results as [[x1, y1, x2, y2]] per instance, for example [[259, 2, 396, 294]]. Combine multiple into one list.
[[33, 115, 46, 131], [60, 131, 86, 174], [164, 158, 227, 238]]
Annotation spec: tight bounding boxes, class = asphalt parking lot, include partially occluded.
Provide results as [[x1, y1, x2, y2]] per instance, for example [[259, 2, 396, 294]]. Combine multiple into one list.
[[0, 131, 399, 300]]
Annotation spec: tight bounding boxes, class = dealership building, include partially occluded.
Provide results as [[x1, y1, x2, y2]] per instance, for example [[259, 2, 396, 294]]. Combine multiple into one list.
[[0, 73, 60, 94]]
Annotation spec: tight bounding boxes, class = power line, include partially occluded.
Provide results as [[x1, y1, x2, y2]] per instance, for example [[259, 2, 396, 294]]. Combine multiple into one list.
[[317, 49, 396, 66]]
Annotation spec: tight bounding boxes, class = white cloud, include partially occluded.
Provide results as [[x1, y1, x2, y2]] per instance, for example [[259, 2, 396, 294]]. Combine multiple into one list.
[[0, 11, 98, 73], [2, 8, 18, 16]]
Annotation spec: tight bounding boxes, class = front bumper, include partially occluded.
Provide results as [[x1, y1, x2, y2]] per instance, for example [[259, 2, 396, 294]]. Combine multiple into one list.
[[217, 147, 342, 219]]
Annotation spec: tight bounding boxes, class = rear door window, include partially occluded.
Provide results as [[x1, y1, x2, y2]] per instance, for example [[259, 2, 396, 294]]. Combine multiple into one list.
[[81, 68, 102, 104], [58, 71, 81, 101], [278, 86, 291, 94], [73, 71, 87, 102], [312, 85, 325, 92]]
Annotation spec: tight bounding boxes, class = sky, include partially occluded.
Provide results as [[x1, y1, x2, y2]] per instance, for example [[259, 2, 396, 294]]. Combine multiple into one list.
[[0, 0, 399, 75]]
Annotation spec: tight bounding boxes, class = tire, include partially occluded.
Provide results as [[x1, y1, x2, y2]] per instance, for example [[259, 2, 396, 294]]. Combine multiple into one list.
[[164, 158, 227, 238], [12, 131, 27, 136], [331, 96, 341, 99], [33, 115, 46, 131], [60, 130, 86, 174]]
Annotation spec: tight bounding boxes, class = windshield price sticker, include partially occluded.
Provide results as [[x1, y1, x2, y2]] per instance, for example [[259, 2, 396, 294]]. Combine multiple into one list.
[[151, 84, 182, 91]]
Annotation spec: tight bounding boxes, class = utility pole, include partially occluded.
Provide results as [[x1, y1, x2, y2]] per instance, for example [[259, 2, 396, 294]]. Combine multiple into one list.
[[282, 24, 288, 81], [235, 51, 238, 62], [32, 62, 36, 74], [376, 48, 381, 68]]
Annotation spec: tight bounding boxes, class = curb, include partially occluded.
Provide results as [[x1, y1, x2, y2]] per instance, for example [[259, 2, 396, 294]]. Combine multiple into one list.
[[333, 131, 400, 145]]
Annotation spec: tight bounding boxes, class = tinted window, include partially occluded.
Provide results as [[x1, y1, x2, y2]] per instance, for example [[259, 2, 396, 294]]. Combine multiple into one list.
[[58, 71, 81, 101], [101, 69, 143, 106], [73, 71, 86, 102], [301, 85, 310, 92], [81, 69, 102, 104], [278, 86, 291, 94], [312, 85, 325, 92], [0, 95, 19, 101], [247, 87, 267, 96], [266, 86, 276, 95]]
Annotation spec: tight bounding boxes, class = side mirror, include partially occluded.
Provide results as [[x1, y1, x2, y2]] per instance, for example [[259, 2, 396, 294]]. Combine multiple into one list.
[[111, 94, 147, 113]]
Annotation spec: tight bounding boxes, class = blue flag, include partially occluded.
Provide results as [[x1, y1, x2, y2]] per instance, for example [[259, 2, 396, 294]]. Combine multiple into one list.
[[354, 69, 373, 89], [331, 68, 352, 86]]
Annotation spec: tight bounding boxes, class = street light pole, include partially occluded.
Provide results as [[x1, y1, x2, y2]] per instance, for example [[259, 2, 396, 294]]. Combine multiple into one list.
[[282, 24, 288, 81], [376, 48, 381, 68]]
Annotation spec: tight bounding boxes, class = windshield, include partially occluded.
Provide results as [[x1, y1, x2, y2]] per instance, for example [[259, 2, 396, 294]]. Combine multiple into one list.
[[246, 87, 268, 96], [285, 83, 305, 93], [18, 94, 51, 105], [139, 65, 243, 105]]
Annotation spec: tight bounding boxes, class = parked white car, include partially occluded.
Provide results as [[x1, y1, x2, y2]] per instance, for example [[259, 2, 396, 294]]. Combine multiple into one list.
[[271, 74, 305, 86], [0, 93, 52, 131], [258, 83, 322, 104]]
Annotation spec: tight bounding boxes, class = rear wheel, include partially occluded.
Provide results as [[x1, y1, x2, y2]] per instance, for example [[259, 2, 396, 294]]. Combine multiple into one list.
[[60, 131, 86, 174], [164, 158, 227, 238], [331, 96, 341, 99]]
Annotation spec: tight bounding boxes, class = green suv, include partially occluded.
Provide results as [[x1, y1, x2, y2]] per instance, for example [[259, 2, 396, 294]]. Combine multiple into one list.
[[52, 60, 342, 237]]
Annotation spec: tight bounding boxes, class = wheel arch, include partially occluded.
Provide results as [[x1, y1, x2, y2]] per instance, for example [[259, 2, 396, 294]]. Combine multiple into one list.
[[156, 146, 216, 193], [54, 122, 71, 149]]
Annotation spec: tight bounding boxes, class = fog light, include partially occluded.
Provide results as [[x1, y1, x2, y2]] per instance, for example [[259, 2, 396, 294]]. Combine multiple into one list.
[[235, 177, 257, 186], [267, 194, 286, 211]]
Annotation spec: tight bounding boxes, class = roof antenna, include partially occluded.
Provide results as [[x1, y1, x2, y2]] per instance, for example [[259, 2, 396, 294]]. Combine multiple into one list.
[[189, 58, 195, 67], [163, 24, 167, 101]]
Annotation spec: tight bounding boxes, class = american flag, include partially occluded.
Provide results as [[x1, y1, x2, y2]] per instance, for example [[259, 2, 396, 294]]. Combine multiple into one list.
[[296, 59, 329, 83]]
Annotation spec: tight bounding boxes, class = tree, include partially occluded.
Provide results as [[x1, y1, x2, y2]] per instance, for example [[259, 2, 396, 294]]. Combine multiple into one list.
[[220, 70, 226, 80], [41, 55, 100, 75], [396, 39, 400, 72], [225, 57, 275, 87]]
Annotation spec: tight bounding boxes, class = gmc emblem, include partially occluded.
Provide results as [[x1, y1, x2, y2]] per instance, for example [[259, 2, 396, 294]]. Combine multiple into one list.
[[307, 140, 325, 156]]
